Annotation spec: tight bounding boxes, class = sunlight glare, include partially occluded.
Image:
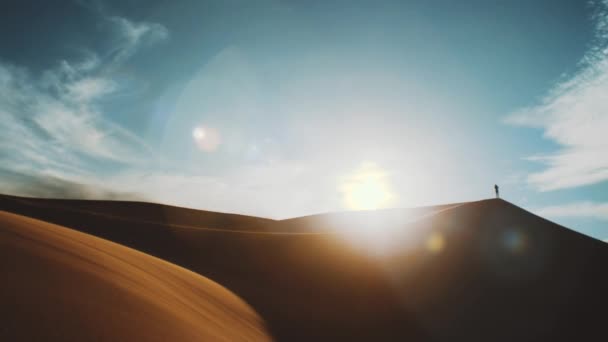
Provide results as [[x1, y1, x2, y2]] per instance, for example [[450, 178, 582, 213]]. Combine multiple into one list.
[[334, 163, 406, 256], [342, 162, 396, 211]]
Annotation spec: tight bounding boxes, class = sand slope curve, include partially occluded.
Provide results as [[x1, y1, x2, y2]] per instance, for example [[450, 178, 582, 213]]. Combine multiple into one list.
[[0, 211, 270, 341]]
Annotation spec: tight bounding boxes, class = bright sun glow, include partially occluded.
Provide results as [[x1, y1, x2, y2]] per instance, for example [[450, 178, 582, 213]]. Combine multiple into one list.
[[335, 164, 433, 257], [342, 162, 396, 211]]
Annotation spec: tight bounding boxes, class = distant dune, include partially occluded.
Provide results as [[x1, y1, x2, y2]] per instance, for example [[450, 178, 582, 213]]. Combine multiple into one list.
[[0, 210, 270, 341], [1, 194, 607, 341]]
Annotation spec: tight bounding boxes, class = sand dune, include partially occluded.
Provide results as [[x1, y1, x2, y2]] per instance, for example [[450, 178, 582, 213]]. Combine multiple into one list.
[[0, 210, 270, 341], [0, 194, 430, 341], [2, 194, 607, 341]]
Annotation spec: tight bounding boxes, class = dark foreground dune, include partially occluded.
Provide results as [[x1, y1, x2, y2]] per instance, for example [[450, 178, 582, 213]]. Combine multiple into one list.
[[2, 194, 607, 341], [0, 210, 270, 341]]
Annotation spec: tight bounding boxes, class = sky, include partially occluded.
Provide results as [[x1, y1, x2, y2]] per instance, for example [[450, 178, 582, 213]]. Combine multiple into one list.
[[0, 0, 606, 240]]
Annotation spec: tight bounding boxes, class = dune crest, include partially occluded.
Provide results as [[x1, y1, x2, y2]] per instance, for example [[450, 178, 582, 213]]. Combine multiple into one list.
[[0, 211, 270, 342]]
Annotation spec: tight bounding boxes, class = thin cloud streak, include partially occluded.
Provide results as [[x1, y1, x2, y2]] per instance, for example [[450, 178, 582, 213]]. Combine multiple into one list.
[[107, 16, 169, 65], [536, 201, 608, 221]]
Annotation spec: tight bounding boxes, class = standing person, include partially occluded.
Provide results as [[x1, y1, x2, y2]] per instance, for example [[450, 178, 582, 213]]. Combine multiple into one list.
[[494, 184, 500, 199]]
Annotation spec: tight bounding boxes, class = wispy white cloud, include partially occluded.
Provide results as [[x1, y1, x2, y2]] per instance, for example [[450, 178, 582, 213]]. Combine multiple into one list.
[[66, 77, 116, 102], [536, 201, 608, 221], [505, 1, 608, 191], [107, 16, 169, 64], [0, 15, 167, 198], [0, 61, 149, 168]]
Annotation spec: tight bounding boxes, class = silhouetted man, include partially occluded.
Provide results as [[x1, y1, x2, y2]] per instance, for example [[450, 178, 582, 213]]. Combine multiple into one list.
[[494, 184, 500, 198]]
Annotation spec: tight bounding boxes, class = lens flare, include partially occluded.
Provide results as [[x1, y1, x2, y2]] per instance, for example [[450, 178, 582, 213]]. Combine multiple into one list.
[[503, 229, 527, 255], [192, 125, 220, 152], [193, 127, 206, 140], [426, 232, 445, 253]]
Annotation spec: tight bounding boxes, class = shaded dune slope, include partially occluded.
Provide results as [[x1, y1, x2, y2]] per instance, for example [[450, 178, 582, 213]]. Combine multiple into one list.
[[2, 194, 607, 341], [372, 199, 608, 341], [0, 211, 270, 342]]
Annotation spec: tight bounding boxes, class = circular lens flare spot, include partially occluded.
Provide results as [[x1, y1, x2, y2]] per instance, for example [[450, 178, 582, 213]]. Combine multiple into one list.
[[503, 229, 527, 255], [192, 125, 220, 152], [193, 127, 206, 140], [426, 232, 445, 253]]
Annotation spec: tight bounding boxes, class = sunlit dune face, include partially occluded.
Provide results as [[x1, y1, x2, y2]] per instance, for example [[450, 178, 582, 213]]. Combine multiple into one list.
[[341, 163, 396, 211], [192, 125, 220, 152]]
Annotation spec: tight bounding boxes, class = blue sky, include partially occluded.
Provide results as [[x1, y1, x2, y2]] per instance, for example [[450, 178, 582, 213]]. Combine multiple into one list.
[[0, 0, 606, 240]]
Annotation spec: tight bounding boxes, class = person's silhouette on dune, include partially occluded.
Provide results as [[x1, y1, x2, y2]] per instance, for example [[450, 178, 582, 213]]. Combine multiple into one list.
[[494, 184, 500, 199]]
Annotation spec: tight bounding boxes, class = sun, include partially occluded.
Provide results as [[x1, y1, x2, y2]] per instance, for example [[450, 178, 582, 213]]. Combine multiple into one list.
[[342, 163, 396, 211]]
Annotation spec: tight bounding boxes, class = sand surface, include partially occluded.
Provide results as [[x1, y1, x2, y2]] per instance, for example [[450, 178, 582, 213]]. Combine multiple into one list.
[[0, 210, 270, 341]]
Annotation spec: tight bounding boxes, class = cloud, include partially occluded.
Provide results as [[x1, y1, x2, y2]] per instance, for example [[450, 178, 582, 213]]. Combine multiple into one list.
[[536, 201, 608, 221], [0, 15, 167, 200], [0, 61, 149, 168], [66, 77, 116, 102], [107, 16, 169, 64], [72, 0, 169, 65], [505, 1, 608, 191]]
